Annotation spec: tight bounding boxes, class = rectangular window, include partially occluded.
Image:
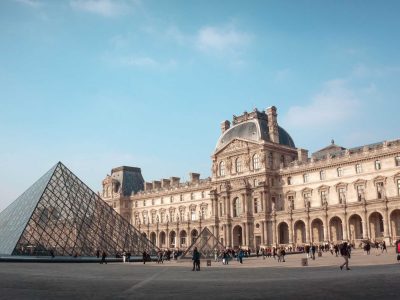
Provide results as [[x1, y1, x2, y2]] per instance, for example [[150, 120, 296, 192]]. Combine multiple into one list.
[[160, 197, 164, 204], [396, 156, 400, 167], [337, 167, 343, 177], [397, 179, 400, 195], [254, 198, 259, 213], [320, 190, 327, 205], [219, 202, 223, 216], [303, 174, 309, 183], [180, 210, 185, 221], [288, 195, 294, 209], [320, 170, 325, 180], [201, 207, 207, 219], [376, 182, 384, 199], [191, 209, 196, 221], [338, 188, 345, 204], [287, 177, 291, 185], [357, 185, 365, 201], [143, 200, 146, 207], [304, 193, 311, 207], [375, 160, 381, 170], [160, 212, 165, 223], [355, 164, 362, 174]]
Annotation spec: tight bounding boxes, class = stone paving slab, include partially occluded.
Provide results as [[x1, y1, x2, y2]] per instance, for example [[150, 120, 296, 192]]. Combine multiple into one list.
[[0, 248, 399, 300]]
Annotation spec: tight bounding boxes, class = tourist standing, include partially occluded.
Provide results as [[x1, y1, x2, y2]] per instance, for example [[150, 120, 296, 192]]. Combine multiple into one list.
[[192, 247, 200, 271], [339, 242, 351, 270], [238, 249, 244, 264]]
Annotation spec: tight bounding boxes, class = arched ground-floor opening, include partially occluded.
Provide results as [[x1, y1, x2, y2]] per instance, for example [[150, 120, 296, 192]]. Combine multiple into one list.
[[390, 209, 400, 241], [278, 222, 289, 244], [369, 212, 384, 241], [159, 231, 166, 247], [329, 217, 343, 242], [169, 231, 176, 248], [348, 214, 363, 242], [311, 219, 324, 243], [294, 220, 306, 245], [150, 232, 156, 245], [179, 230, 187, 248], [232, 225, 243, 248]]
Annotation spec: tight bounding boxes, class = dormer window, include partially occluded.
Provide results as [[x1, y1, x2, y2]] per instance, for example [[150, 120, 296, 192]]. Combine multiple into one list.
[[355, 164, 362, 174], [395, 156, 400, 167]]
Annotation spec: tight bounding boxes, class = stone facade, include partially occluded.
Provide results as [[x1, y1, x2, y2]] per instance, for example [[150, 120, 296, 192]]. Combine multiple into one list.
[[101, 106, 400, 250]]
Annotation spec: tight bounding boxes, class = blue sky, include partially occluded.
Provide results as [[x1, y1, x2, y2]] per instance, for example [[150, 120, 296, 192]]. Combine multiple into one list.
[[1, 0, 399, 210]]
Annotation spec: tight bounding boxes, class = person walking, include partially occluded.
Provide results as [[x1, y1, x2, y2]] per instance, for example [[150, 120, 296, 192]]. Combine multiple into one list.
[[238, 249, 244, 264], [381, 241, 387, 253], [142, 250, 147, 264], [339, 242, 351, 270], [192, 247, 200, 271], [100, 251, 107, 264]]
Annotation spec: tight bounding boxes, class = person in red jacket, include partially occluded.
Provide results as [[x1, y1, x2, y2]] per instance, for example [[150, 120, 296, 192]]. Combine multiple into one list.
[[396, 240, 400, 262]]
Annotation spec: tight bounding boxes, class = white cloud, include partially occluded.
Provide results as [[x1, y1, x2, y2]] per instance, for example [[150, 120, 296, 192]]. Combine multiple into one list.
[[14, 0, 41, 7], [195, 25, 252, 54], [70, 0, 139, 17], [284, 79, 361, 128], [116, 55, 177, 69]]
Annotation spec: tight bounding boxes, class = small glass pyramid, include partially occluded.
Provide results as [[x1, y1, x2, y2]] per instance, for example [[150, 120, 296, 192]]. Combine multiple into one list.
[[0, 162, 157, 257], [180, 227, 225, 259]]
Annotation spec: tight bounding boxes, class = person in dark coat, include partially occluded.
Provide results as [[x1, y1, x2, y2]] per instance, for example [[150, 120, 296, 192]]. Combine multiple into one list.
[[100, 251, 107, 264], [192, 247, 201, 271], [142, 251, 147, 264]]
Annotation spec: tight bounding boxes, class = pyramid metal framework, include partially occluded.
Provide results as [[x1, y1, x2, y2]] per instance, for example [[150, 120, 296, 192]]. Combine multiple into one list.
[[0, 162, 158, 257], [180, 227, 226, 259]]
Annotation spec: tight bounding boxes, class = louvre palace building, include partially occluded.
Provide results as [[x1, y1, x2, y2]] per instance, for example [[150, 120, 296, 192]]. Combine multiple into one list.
[[101, 106, 400, 250]]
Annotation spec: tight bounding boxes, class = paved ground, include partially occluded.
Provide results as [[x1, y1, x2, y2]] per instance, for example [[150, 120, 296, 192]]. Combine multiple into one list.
[[0, 248, 399, 300]]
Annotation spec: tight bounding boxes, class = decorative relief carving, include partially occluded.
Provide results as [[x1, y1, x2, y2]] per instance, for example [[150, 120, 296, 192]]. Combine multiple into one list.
[[224, 139, 248, 152]]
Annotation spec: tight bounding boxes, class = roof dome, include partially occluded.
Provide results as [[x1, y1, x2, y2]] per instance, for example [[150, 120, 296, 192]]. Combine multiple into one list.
[[215, 118, 295, 151]]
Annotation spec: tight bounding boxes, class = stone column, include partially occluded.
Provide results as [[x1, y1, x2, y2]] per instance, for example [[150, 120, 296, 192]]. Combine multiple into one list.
[[362, 209, 369, 239], [343, 214, 348, 241], [260, 192, 264, 212], [305, 215, 310, 243], [261, 221, 265, 245], [242, 193, 246, 214], [289, 218, 293, 244], [242, 222, 246, 247], [246, 222, 251, 247], [324, 212, 329, 242], [272, 219, 277, 245], [228, 224, 232, 247], [383, 208, 390, 243]]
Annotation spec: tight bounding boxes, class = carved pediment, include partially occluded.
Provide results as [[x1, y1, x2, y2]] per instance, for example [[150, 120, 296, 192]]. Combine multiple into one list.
[[352, 178, 367, 187], [373, 175, 387, 185], [317, 185, 330, 192], [335, 182, 348, 190], [216, 138, 259, 155], [301, 187, 313, 194]]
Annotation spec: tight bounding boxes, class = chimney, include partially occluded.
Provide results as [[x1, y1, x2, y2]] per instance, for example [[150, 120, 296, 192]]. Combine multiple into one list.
[[189, 173, 200, 183], [161, 179, 170, 188], [297, 148, 309, 162], [152, 180, 161, 189], [221, 120, 230, 134], [170, 177, 180, 187], [144, 182, 153, 191], [266, 106, 279, 143]]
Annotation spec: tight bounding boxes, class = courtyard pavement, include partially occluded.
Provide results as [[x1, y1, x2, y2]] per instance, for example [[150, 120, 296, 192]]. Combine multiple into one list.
[[0, 248, 399, 300]]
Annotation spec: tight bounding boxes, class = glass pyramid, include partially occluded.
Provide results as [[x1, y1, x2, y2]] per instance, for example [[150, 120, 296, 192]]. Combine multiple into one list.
[[0, 162, 158, 257], [180, 227, 226, 259]]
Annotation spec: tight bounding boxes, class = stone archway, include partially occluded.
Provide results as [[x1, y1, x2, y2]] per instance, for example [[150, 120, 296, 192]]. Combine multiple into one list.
[[311, 219, 324, 243], [369, 212, 384, 240], [278, 222, 289, 244], [169, 231, 176, 248], [191, 229, 198, 244], [232, 225, 243, 248], [159, 231, 166, 247], [179, 230, 187, 248], [348, 214, 363, 242], [150, 232, 157, 245], [390, 209, 400, 241], [329, 217, 343, 242], [294, 220, 306, 244]]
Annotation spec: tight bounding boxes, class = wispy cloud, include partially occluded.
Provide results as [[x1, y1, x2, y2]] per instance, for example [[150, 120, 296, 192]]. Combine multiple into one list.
[[105, 54, 177, 70], [195, 25, 252, 54], [14, 0, 41, 7], [284, 79, 361, 128], [70, 0, 139, 17]]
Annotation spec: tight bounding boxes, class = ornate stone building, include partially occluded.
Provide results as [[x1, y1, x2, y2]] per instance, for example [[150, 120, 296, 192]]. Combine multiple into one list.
[[101, 106, 400, 250]]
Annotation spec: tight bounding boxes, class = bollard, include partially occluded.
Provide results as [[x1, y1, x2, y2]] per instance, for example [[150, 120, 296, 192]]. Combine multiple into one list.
[[301, 258, 308, 266]]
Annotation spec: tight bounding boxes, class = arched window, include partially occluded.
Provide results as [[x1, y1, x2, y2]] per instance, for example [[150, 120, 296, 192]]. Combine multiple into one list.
[[233, 197, 242, 217], [253, 154, 260, 170], [235, 158, 242, 173], [219, 161, 225, 176]]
